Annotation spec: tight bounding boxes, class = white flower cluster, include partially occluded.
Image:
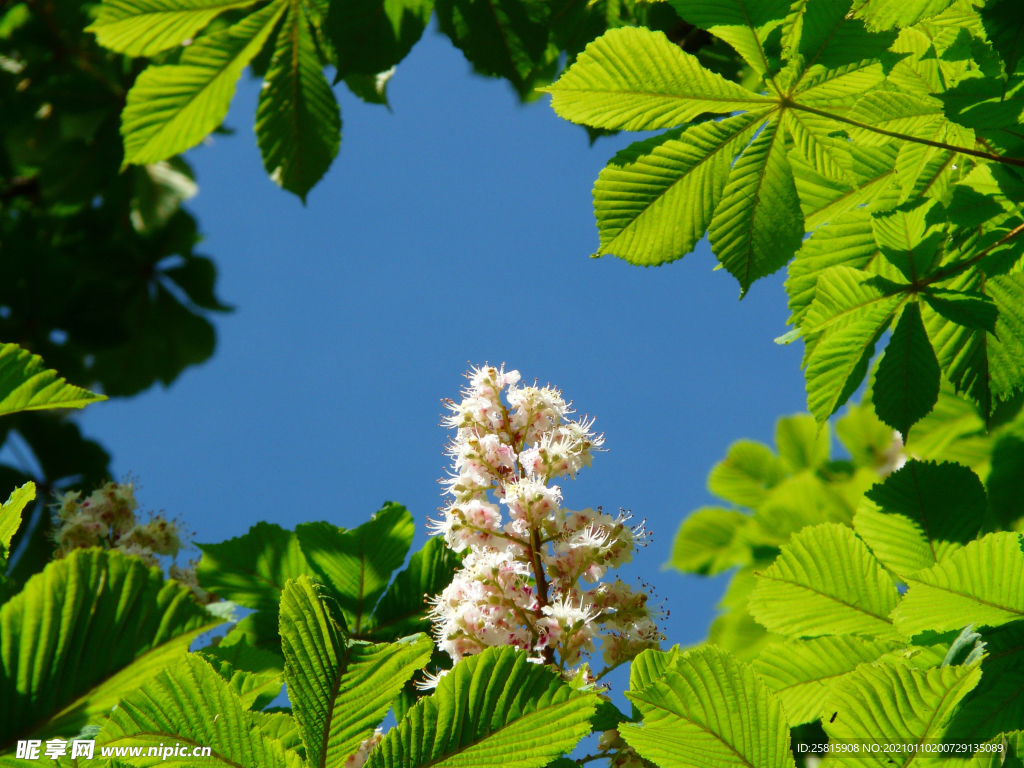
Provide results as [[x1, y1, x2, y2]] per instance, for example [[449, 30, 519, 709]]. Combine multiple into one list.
[[428, 365, 662, 674]]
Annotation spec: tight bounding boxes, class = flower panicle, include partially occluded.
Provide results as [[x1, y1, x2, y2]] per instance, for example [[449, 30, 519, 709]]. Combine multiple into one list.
[[428, 365, 663, 677]]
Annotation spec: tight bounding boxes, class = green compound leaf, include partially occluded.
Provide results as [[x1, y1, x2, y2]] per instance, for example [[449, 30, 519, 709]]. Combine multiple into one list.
[[854, 459, 986, 579], [280, 575, 432, 768], [669, 507, 750, 576], [0, 549, 219, 751], [365, 646, 598, 768], [748, 523, 901, 639], [255, 0, 340, 200], [823, 662, 981, 764], [893, 532, 1024, 638], [98, 655, 292, 768], [87, 0, 261, 57], [621, 645, 796, 768], [592, 112, 765, 266], [0, 343, 106, 417], [121, 0, 287, 166], [544, 26, 771, 131], [708, 117, 804, 296], [753, 635, 899, 726], [873, 302, 941, 438], [295, 502, 415, 635]]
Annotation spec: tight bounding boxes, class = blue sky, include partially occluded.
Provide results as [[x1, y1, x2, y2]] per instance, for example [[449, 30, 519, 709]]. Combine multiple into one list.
[[78, 24, 808, 662]]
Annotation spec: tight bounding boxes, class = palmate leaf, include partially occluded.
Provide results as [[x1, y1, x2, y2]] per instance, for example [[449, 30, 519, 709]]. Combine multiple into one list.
[[98, 655, 292, 768], [280, 576, 432, 768], [366, 646, 598, 768], [873, 302, 941, 437], [121, 0, 287, 166], [620, 646, 796, 768], [0, 344, 105, 417], [591, 112, 765, 265], [854, 460, 986, 580], [822, 662, 981, 765], [295, 503, 415, 635], [748, 523, 901, 639], [753, 635, 898, 726], [893, 532, 1024, 638], [255, 0, 340, 200], [544, 27, 770, 131], [669, 507, 750, 575], [0, 549, 219, 752], [709, 116, 805, 295], [86, 0, 261, 57]]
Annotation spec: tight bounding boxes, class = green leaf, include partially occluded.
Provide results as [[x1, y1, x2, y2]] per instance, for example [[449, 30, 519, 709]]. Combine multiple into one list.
[[620, 645, 796, 768], [854, 460, 986, 579], [669, 0, 790, 76], [748, 523, 901, 639], [946, 619, 1024, 746], [366, 646, 598, 768], [792, 143, 899, 232], [988, 433, 1024, 529], [197, 637, 285, 711], [327, 0, 433, 80], [295, 503, 415, 634], [591, 112, 764, 265], [121, 1, 287, 165], [255, 0, 340, 200], [435, 0, 550, 98], [785, 0, 896, 79], [86, 0, 260, 57], [99, 654, 292, 768], [980, 0, 1024, 76], [775, 413, 829, 472], [197, 521, 314, 614], [893, 532, 1024, 637], [873, 302, 941, 437], [921, 289, 998, 334], [835, 401, 896, 470], [629, 646, 683, 692], [709, 117, 804, 295], [0, 549, 219, 751], [544, 27, 771, 131], [0, 344, 106, 417], [708, 439, 786, 509], [669, 507, 750, 575], [803, 269, 905, 423], [753, 635, 898, 726], [0, 482, 34, 561], [359, 536, 461, 642], [280, 575, 432, 768], [847, 91, 945, 146], [822, 662, 981, 762], [869, 200, 945, 283], [850, 0, 955, 31]]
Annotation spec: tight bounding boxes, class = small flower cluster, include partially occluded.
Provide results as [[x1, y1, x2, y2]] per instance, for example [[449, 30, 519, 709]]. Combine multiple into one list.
[[52, 481, 210, 603], [345, 729, 383, 768], [428, 365, 662, 675]]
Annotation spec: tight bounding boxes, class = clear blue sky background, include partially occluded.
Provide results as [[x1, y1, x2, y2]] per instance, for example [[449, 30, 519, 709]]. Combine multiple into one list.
[[78, 24, 808, 665]]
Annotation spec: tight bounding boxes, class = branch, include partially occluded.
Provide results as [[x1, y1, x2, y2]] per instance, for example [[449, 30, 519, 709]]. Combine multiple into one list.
[[922, 220, 1024, 286]]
